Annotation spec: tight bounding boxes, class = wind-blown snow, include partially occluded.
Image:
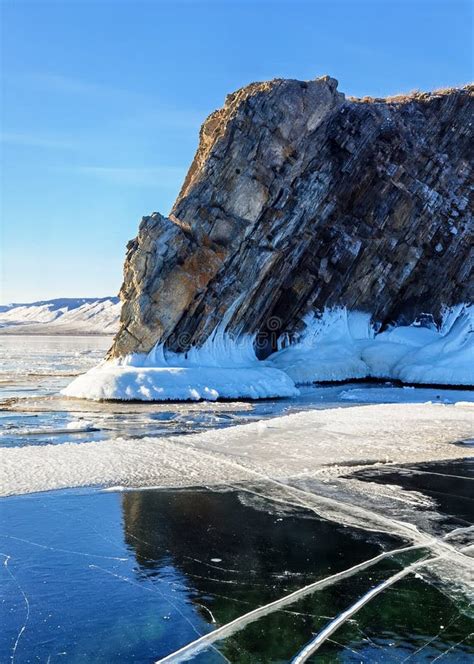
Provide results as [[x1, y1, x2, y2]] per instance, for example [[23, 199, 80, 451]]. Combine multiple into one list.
[[0, 297, 120, 334], [63, 304, 473, 401]]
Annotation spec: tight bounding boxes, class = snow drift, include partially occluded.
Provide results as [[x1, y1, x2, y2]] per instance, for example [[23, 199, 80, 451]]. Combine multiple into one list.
[[270, 304, 473, 387], [61, 362, 297, 402], [63, 304, 473, 401], [62, 321, 298, 401]]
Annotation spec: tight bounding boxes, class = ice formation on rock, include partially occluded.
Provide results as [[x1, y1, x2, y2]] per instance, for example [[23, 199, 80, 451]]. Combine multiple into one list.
[[64, 77, 473, 400]]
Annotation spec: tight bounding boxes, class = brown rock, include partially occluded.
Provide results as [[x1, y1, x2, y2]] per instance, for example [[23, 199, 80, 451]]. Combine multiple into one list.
[[109, 76, 473, 359]]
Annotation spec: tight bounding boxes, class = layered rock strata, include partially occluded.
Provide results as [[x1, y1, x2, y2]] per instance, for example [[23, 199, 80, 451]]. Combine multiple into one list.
[[110, 76, 473, 361]]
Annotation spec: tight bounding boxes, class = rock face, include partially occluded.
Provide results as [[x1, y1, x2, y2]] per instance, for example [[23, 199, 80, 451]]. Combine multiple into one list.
[[110, 76, 473, 360]]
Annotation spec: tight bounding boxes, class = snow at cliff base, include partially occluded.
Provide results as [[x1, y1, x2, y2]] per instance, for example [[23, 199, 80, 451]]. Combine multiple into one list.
[[63, 304, 473, 401], [270, 304, 473, 387], [62, 330, 299, 401]]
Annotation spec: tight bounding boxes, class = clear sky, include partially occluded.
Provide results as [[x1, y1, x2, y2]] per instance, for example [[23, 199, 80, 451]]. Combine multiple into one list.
[[1, 0, 472, 303]]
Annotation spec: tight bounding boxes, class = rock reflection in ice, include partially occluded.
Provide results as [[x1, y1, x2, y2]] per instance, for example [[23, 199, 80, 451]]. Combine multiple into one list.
[[1, 480, 473, 663]]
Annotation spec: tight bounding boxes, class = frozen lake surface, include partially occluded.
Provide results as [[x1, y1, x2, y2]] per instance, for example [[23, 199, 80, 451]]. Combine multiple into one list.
[[2, 479, 473, 663], [1, 336, 473, 662]]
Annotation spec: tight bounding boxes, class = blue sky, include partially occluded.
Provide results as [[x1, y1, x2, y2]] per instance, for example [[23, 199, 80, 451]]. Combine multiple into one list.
[[1, 0, 472, 303]]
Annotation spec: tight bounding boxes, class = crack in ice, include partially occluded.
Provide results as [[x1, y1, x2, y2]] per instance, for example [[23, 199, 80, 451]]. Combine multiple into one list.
[[290, 544, 472, 663], [155, 542, 430, 663], [400, 614, 462, 662], [0, 534, 128, 561], [430, 632, 474, 661], [2, 553, 30, 664]]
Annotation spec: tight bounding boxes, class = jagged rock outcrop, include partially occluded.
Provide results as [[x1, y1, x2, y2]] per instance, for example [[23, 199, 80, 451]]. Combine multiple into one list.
[[110, 76, 473, 359]]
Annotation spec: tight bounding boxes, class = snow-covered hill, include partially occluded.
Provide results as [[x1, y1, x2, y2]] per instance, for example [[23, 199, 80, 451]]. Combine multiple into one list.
[[0, 298, 121, 335]]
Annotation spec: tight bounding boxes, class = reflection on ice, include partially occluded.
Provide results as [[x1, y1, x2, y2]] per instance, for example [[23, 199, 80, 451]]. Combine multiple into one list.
[[1, 480, 473, 663]]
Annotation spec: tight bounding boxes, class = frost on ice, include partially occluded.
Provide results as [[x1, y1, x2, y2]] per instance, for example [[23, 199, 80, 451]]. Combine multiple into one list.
[[63, 304, 473, 401], [1, 402, 473, 498]]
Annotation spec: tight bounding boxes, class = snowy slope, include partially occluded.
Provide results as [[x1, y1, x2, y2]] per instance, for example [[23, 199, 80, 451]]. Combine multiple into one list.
[[0, 298, 120, 335]]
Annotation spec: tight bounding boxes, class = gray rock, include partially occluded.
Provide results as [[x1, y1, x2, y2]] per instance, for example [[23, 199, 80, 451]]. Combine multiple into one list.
[[109, 76, 473, 359]]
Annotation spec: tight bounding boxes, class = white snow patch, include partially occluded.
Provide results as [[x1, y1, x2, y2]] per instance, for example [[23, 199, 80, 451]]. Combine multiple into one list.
[[270, 305, 473, 387], [63, 324, 298, 402], [62, 362, 297, 401], [389, 305, 473, 386], [1, 402, 472, 497], [271, 309, 372, 383]]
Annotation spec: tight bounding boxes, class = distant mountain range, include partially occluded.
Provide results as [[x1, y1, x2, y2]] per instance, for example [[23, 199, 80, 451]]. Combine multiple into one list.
[[0, 297, 121, 335]]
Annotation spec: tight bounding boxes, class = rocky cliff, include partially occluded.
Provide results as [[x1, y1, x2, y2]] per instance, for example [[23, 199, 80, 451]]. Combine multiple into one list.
[[110, 76, 473, 360]]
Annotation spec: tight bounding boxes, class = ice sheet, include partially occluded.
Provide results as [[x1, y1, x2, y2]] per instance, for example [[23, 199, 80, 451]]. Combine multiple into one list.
[[1, 402, 472, 498]]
